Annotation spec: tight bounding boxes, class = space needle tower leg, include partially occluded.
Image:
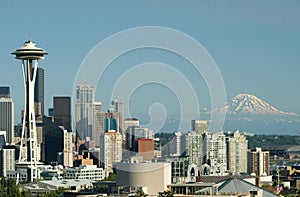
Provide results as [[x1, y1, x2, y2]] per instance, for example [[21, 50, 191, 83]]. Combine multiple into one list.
[[12, 41, 47, 184]]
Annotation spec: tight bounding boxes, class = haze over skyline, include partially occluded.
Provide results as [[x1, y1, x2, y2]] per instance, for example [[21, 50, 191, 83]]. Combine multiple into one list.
[[1, 1, 300, 132]]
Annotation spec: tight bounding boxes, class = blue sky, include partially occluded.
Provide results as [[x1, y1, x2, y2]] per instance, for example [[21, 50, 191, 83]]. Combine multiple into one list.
[[0, 1, 300, 131]]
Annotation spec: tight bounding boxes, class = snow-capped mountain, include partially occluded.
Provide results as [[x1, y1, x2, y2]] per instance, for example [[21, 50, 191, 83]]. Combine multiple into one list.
[[223, 93, 297, 116], [215, 94, 300, 134]]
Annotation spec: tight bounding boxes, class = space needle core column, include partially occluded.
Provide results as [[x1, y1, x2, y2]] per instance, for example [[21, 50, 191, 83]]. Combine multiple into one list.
[[12, 41, 47, 183]]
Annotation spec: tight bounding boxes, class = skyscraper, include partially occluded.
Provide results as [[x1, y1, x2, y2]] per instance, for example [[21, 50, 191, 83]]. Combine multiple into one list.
[[76, 83, 94, 140], [0, 87, 14, 144], [53, 96, 72, 132], [186, 131, 203, 168], [124, 118, 139, 130], [203, 132, 227, 175], [0, 145, 15, 177], [226, 131, 248, 173], [100, 130, 122, 176], [111, 99, 124, 134], [42, 117, 63, 163], [34, 67, 44, 116], [248, 147, 270, 176], [57, 129, 75, 167], [93, 102, 105, 147], [191, 120, 209, 135]]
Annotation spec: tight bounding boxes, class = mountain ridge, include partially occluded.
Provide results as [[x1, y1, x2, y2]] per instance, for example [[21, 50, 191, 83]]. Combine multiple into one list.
[[222, 93, 298, 116]]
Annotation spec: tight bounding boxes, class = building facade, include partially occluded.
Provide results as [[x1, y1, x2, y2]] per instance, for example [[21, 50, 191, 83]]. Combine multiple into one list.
[[186, 131, 203, 168], [100, 130, 122, 176], [111, 99, 125, 135], [0, 146, 15, 177], [53, 97, 72, 132], [116, 162, 171, 196], [57, 129, 75, 167], [64, 165, 104, 181], [191, 120, 209, 135], [203, 132, 227, 175], [248, 147, 270, 176], [0, 87, 14, 144], [34, 67, 44, 116], [76, 83, 95, 141], [93, 102, 105, 147], [137, 138, 154, 161], [226, 131, 248, 173]]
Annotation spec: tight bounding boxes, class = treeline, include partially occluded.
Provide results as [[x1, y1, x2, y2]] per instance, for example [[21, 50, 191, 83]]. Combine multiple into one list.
[[0, 177, 29, 197], [247, 135, 300, 149], [0, 177, 64, 197]]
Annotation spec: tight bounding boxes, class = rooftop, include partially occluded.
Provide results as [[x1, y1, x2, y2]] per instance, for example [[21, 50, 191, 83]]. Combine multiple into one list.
[[11, 40, 48, 60]]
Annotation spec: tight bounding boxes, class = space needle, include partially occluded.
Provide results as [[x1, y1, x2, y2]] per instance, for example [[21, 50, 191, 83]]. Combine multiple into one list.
[[12, 40, 47, 183]]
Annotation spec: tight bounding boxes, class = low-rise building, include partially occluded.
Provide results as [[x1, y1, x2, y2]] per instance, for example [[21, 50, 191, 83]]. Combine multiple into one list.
[[116, 162, 171, 196], [64, 165, 104, 181]]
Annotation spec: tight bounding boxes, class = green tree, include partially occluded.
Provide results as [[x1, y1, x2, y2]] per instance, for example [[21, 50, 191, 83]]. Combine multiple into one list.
[[158, 190, 174, 197], [102, 172, 116, 181], [135, 188, 148, 197]]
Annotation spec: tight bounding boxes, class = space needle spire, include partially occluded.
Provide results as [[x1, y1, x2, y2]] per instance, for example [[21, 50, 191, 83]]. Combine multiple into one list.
[[12, 40, 47, 183]]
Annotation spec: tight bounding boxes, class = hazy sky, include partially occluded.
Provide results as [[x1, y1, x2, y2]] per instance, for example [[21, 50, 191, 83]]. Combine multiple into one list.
[[1, 1, 300, 131]]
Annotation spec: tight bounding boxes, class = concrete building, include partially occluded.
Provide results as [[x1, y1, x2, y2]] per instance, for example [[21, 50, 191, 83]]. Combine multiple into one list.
[[53, 97, 72, 132], [126, 125, 153, 153], [137, 138, 154, 161], [111, 99, 125, 135], [38, 179, 94, 192], [226, 131, 248, 173], [166, 157, 189, 184], [174, 132, 186, 157], [0, 145, 15, 177], [124, 118, 139, 131], [93, 102, 105, 147], [100, 130, 122, 176], [76, 83, 95, 141], [116, 162, 171, 196], [248, 147, 270, 176], [0, 87, 14, 144], [64, 165, 104, 181], [186, 131, 203, 168], [203, 132, 227, 175], [105, 111, 118, 132], [191, 120, 209, 135], [57, 129, 75, 167], [74, 151, 94, 167], [42, 117, 64, 163]]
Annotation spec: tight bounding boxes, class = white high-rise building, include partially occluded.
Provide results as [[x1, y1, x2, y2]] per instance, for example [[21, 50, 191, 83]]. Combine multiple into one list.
[[100, 130, 122, 176], [64, 165, 104, 181], [0, 146, 15, 177], [76, 83, 95, 141], [203, 132, 227, 175], [0, 87, 14, 145], [226, 131, 248, 173], [57, 129, 75, 167], [191, 120, 209, 135], [173, 132, 186, 157], [93, 102, 105, 147], [186, 131, 203, 167], [124, 118, 139, 131]]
